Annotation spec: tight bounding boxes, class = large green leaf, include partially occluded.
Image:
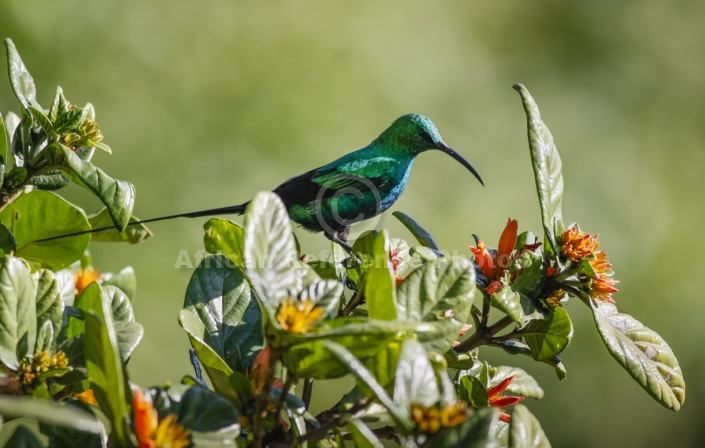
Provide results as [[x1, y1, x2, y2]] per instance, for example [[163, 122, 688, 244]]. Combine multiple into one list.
[[0, 224, 16, 256], [425, 407, 499, 448], [281, 317, 404, 379], [82, 283, 133, 447], [183, 255, 262, 372], [490, 286, 543, 326], [87, 207, 152, 244], [204, 218, 245, 268], [0, 256, 36, 369], [514, 84, 564, 256], [355, 230, 397, 320], [5, 39, 37, 109], [2, 424, 43, 448], [56, 144, 134, 231], [393, 340, 440, 410], [243, 192, 300, 317], [518, 306, 572, 361], [0, 396, 102, 434], [178, 309, 240, 402], [508, 404, 551, 448], [500, 340, 567, 381], [392, 211, 441, 252], [33, 269, 64, 347], [0, 191, 90, 269], [40, 401, 104, 448], [588, 299, 685, 411], [102, 286, 143, 360], [296, 279, 343, 317], [396, 257, 476, 352], [102, 266, 137, 301]]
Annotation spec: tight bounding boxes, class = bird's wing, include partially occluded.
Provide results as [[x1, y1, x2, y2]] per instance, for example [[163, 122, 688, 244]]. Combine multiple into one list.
[[273, 156, 398, 206]]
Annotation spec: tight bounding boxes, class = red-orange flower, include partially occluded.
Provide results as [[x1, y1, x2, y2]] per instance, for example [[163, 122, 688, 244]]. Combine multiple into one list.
[[589, 251, 611, 277], [249, 347, 284, 394], [132, 388, 191, 448], [469, 240, 495, 279], [590, 277, 619, 303], [561, 225, 599, 261], [486, 376, 524, 423]]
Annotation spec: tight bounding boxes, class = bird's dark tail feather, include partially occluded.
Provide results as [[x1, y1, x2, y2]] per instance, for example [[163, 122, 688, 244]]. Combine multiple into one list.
[[35, 203, 249, 243]]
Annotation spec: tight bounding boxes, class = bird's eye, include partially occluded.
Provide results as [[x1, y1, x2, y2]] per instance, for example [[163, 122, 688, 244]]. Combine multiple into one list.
[[418, 128, 433, 142]]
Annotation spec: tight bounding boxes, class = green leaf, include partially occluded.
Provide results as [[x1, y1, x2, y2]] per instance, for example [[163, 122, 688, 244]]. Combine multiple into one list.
[[354, 230, 397, 320], [2, 424, 43, 448], [102, 285, 143, 360], [0, 114, 7, 186], [0, 224, 16, 256], [324, 341, 414, 432], [102, 266, 137, 300], [491, 366, 544, 399], [490, 286, 542, 326], [82, 283, 132, 446], [392, 211, 441, 251], [183, 255, 263, 372], [34, 269, 64, 346], [0, 396, 101, 434], [518, 306, 572, 361], [28, 106, 53, 136], [243, 192, 300, 318], [87, 207, 152, 244], [4, 39, 37, 109], [510, 251, 546, 299], [0, 191, 90, 269], [588, 299, 685, 411], [500, 340, 567, 381], [178, 309, 240, 402], [40, 401, 104, 448], [508, 404, 551, 448], [297, 279, 343, 317], [204, 218, 245, 268], [29, 171, 71, 191], [425, 408, 499, 448], [48, 86, 66, 122], [0, 256, 36, 368], [393, 340, 440, 410], [459, 375, 490, 407], [56, 145, 135, 231], [343, 416, 384, 448], [396, 257, 477, 352], [147, 384, 240, 443], [514, 84, 564, 257], [54, 109, 83, 134], [281, 318, 403, 379]]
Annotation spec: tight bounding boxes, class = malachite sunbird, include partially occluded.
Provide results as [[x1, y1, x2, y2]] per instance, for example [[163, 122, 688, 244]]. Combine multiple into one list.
[[39, 114, 483, 248]]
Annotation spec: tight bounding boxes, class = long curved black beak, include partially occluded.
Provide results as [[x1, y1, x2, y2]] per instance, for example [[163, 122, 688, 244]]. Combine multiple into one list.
[[437, 142, 484, 186]]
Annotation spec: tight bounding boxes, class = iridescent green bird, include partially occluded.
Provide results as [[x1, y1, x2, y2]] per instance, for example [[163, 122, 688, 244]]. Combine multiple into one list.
[[40, 114, 483, 247]]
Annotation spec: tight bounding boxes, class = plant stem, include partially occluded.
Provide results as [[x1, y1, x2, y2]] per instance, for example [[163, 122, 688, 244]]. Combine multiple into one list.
[[302, 378, 314, 410], [454, 316, 515, 353]]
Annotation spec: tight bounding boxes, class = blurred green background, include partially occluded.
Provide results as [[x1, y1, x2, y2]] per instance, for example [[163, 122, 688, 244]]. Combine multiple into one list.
[[2, 1, 704, 446]]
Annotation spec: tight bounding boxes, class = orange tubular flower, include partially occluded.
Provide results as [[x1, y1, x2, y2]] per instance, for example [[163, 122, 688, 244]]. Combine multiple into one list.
[[133, 388, 191, 448], [589, 251, 612, 277], [498, 219, 518, 259], [590, 277, 619, 303], [469, 239, 495, 279], [486, 376, 524, 423], [561, 225, 599, 261], [75, 267, 101, 296]]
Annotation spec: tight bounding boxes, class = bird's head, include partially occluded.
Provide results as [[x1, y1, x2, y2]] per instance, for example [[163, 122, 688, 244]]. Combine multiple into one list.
[[377, 114, 484, 186]]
